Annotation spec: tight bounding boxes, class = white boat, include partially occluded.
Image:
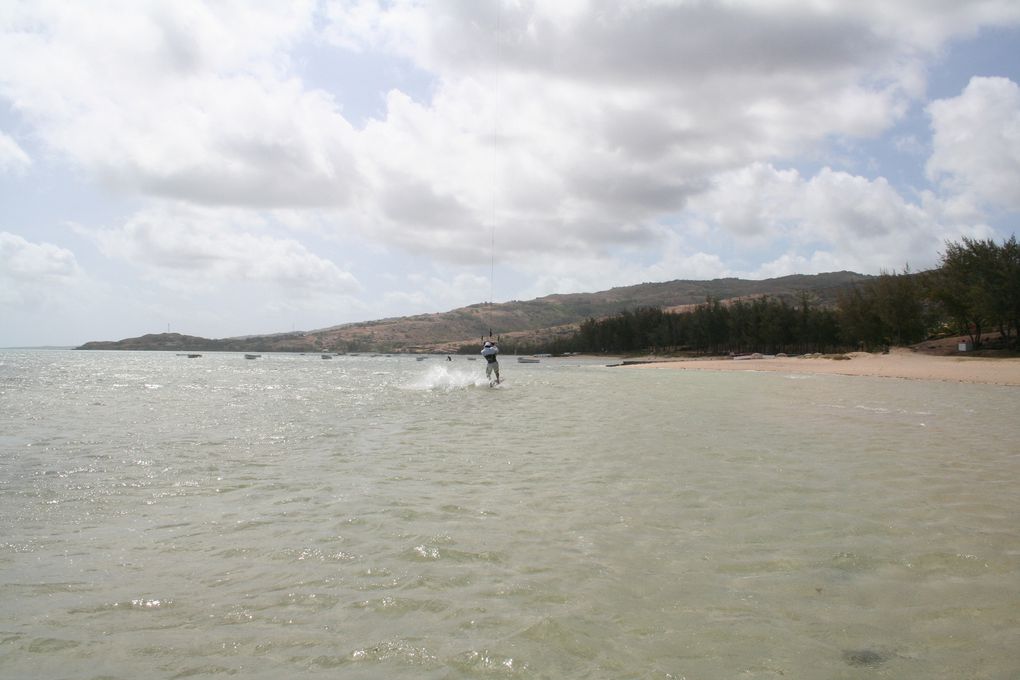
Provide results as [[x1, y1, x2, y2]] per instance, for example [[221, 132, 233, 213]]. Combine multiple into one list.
[[517, 356, 540, 363]]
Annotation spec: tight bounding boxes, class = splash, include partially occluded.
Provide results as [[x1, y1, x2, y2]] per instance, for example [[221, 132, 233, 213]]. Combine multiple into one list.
[[404, 364, 489, 391]]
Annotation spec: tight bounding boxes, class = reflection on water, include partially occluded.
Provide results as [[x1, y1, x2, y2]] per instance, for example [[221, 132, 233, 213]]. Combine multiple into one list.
[[1, 350, 1018, 678]]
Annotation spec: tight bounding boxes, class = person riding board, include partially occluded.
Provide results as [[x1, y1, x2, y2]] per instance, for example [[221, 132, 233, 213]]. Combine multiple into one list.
[[481, 340, 500, 385]]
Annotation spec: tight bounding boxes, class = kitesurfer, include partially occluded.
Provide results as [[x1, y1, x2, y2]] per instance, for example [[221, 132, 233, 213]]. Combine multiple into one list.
[[481, 340, 500, 384]]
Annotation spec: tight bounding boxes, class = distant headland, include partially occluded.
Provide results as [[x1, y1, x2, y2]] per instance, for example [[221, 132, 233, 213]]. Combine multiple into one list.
[[76, 332, 315, 353]]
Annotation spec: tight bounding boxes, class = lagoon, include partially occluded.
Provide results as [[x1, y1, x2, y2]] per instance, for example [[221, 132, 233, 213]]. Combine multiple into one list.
[[1, 350, 1018, 678]]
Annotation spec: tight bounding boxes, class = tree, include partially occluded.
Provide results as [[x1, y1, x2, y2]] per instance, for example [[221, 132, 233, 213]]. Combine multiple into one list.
[[992, 235, 1020, 347], [836, 268, 929, 350], [930, 237, 1018, 347], [872, 267, 929, 346], [837, 285, 883, 350]]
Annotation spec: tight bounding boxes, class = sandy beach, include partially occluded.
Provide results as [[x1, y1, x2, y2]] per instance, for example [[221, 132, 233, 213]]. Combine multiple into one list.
[[627, 348, 1020, 386]]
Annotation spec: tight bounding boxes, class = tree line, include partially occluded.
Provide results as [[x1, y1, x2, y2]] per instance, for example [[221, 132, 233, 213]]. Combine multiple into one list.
[[503, 235, 1019, 356]]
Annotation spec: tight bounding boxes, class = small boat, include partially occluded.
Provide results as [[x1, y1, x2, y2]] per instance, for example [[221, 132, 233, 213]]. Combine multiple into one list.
[[245, 354, 261, 360], [517, 356, 540, 363], [187, 354, 202, 358], [321, 354, 333, 359]]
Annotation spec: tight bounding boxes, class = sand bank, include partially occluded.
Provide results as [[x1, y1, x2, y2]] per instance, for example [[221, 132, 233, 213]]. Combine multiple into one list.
[[627, 348, 1020, 386]]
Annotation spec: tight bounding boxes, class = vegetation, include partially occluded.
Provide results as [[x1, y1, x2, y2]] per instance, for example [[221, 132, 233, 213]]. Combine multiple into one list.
[[835, 266, 933, 351], [928, 236, 1020, 349], [514, 236, 1019, 356], [506, 298, 844, 356]]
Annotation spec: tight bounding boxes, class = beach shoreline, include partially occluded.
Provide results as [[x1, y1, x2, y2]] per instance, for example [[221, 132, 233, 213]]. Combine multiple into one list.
[[623, 347, 1020, 386]]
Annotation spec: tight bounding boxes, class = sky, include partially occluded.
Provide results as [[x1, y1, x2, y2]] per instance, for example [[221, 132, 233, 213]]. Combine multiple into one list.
[[2, 1, 1020, 347]]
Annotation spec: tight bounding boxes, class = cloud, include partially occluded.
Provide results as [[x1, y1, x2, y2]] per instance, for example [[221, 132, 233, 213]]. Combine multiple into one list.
[[321, 1, 1020, 265], [0, 231, 83, 305], [753, 251, 848, 280], [86, 204, 360, 293], [0, 1, 358, 207], [4, 1, 1018, 269], [387, 270, 489, 310], [1, 0, 1019, 339], [510, 231, 731, 303], [688, 164, 803, 240], [927, 76, 1020, 213], [0, 130, 31, 173], [686, 162, 991, 274]]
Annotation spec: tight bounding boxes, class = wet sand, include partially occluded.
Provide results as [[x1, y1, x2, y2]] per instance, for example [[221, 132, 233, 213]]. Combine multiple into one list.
[[627, 348, 1020, 386]]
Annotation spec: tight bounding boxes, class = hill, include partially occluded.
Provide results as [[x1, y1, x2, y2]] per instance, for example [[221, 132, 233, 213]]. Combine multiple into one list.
[[77, 271, 870, 353]]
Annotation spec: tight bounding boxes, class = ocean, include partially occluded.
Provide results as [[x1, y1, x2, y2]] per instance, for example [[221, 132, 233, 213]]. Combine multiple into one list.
[[1, 350, 1018, 679]]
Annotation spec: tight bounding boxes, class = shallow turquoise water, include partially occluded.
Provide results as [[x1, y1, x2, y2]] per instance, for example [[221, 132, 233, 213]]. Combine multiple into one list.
[[1, 350, 1018, 678]]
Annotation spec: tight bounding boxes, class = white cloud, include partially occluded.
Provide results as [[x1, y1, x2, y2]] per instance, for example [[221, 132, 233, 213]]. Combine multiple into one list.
[[800, 169, 931, 242], [86, 204, 360, 293], [510, 235, 731, 303], [927, 76, 1020, 212], [0, 130, 30, 173], [687, 162, 988, 274], [688, 164, 803, 240], [754, 251, 846, 280], [323, 1, 1020, 265], [3, 1, 1018, 270], [389, 270, 489, 310], [0, 1, 358, 207], [0, 231, 83, 305]]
